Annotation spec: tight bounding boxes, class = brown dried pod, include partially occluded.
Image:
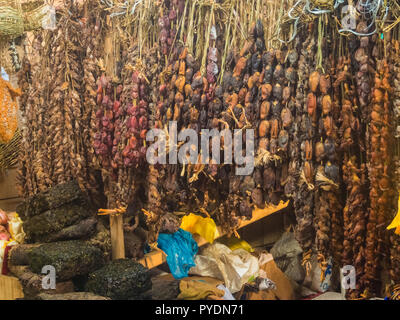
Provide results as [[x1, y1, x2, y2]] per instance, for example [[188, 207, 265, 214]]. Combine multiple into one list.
[[252, 188, 264, 209], [227, 93, 239, 108], [273, 84, 283, 100], [240, 40, 255, 57], [238, 87, 248, 103], [319, 75, 331, 95], [281, 108, 293, 128], [233, 57, 247, 78], [278, 129, 289, 150], [258, 137, 269, 150], [270, 119, 279, 139], [260, 101, 271, 120], [273, 64, 284, 81], [304, 161, 314, 184], [285, 67, 297, 83], [184, 84, 193, 97], [305, 140, 313, 161], [282, 86, 291, 102], [315, 141, 325, 162], [360, 37, 369, 48], [307, 93, 317, 119], [259, 120, 270, 137], [263, 167, 276, 190], [309, 71, 320, 92], [322, 95, 332, 115], [261, 83, 273, 100], [323, 116, 334, 137], [373, 88, 384, 103]]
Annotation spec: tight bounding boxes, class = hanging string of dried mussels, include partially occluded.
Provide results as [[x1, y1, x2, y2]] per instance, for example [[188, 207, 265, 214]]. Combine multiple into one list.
[[295, 24, 316, 273], [313, 16, 342, 280], [389, 38, 400, 297], [364, 41, 396, 296], [18, 0, 104, 204]]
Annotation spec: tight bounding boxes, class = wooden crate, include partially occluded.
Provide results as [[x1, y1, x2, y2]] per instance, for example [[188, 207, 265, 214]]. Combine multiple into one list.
[[0, 275, 24, 300]]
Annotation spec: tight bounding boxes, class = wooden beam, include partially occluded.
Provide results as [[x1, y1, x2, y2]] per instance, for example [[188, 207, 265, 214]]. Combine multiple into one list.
[[103, 16, 125, 260], [139, 200, 290, 269], [109, 213, 125, 260]]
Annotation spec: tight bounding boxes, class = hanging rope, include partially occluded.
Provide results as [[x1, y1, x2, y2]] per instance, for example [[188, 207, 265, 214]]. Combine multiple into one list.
[[337, 0, 389, 36]]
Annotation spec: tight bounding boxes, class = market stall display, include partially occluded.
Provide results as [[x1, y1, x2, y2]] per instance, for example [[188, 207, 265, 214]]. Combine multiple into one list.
[[1, 0, 400, 301]]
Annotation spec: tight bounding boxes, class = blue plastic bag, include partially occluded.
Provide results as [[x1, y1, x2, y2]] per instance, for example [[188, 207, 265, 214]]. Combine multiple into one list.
[[157, 228, 198, 279]]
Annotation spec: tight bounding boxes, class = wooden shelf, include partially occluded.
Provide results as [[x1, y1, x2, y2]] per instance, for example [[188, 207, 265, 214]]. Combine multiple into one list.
[[138, 200, 290, 269]]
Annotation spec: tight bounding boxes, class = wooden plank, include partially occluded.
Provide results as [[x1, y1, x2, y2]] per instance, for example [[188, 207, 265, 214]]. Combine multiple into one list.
[[138, 200, 290, 269], [0, 275, 24, 300]]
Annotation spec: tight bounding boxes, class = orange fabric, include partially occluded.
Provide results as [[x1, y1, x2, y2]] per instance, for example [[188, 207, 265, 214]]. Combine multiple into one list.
[[0, 78, 20, 143]]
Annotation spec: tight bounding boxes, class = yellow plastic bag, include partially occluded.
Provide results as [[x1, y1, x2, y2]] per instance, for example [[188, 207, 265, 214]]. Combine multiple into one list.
[[0, 78, 20, 144], [180, 214, 219, 244], [387, 193, 400, 235], [221, 237, 254, 253], [8, 213, 25, 244]]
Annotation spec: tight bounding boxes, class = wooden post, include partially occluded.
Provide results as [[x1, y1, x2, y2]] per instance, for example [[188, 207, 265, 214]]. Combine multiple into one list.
[[110, 213, 125, 260], [104, 16, 125, 260]]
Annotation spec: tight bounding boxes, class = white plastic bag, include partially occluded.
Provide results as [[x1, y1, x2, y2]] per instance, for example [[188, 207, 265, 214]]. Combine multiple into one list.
[[189, 243, 259, 293]]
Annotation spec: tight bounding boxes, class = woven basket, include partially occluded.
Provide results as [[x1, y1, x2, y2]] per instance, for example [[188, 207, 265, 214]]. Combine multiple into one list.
[[0, 0, 24, 37], [24, 3, 51, 32], [21, 0, 44, 13], [0, 129, 21, 171]]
